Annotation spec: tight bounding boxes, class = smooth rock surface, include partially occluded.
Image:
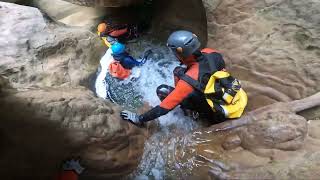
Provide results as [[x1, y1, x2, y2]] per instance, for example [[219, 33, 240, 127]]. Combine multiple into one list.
[[0, 2, 105, 89], [33, 0, 106, 27], [0, 87, 152, 179]]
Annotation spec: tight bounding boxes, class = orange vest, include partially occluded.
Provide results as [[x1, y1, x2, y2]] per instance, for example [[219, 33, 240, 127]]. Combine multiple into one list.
[[108, 61, 131, 80]]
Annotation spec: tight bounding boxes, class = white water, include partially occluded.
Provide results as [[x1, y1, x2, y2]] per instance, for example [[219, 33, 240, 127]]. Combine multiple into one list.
[[95, 48, 114, 99], [94, 41, 198, 179]]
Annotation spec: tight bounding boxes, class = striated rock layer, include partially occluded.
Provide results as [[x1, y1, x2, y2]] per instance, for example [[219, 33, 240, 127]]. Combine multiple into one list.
[[202, 0, 320, 111]]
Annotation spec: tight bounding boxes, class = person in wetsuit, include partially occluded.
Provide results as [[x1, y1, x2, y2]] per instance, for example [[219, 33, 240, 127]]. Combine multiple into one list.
[[120, 30, 246, 126]]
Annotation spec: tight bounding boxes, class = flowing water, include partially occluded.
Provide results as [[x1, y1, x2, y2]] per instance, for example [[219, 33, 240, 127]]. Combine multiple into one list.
[[94, 38, 223, 179]]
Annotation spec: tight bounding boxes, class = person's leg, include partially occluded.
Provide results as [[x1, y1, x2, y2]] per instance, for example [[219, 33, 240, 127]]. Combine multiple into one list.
[[180, 92, 226, 123], [156, 84, 175, 101], [156, 84, 225, 124]]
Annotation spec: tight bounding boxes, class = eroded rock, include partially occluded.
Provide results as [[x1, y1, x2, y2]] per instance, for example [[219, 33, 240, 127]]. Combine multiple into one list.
[[33, 0, 106, 27], [239, 111, 308, 151], [0, 87, 153, 178], [158, 92, 320, 179], [222, 134, 241, 150], [203, 0, 320, 111], [0, 2, 106, 89]]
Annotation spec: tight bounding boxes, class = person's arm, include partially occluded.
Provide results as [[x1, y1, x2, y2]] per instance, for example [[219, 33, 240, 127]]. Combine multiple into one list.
[[109, 28, 128, 37], [121, 79, 195, 125], [120, 56, 144, 69]]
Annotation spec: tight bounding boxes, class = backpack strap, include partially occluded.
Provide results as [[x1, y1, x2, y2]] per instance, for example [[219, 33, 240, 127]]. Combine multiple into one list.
[[178, 73, 204, 92]]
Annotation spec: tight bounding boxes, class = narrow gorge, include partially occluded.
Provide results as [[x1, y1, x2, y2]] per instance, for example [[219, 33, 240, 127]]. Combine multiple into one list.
[[0, 0, 319, 179]]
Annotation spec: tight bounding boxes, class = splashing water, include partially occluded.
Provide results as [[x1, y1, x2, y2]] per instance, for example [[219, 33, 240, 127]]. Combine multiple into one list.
[[95, 39, 199, 179]]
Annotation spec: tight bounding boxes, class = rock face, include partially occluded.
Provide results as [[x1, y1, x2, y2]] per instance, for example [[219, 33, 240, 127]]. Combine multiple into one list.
[[150, 0, 208, 45], [63, 0, 144, 7], [0, 2, 104, 88], [0, 2, 152, 179], [0, 87, 151, 179], [32, 0, 106, 28], [202, 0, 320, 111]]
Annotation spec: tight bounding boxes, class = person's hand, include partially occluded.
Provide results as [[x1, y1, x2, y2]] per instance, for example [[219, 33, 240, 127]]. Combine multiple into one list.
[[62, 159, 85, 175], [120, 110, 143, 126]]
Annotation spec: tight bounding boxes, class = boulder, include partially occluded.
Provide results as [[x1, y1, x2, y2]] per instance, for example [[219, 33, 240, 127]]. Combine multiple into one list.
[[33, 0, 106, 27], [0, 87, 152, 179], [239, 110, 308, 151], [0, 2, 106, 89]]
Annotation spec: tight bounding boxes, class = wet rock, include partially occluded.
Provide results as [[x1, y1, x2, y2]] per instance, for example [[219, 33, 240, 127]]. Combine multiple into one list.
[[222, 134, 241, 150], [33, 0, 106, 27], [239, 111, 308, 151], [0, 2, 106, 89], [165, 93, 320, 179]]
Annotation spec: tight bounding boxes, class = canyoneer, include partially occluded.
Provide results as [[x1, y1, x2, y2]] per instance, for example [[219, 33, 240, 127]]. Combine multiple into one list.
[[109, 42, 151, 80], [120, 30, 248, 125], [97, 21, 143, 47]]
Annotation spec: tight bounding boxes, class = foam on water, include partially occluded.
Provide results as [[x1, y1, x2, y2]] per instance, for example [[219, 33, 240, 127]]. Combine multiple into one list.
[[95, 48, 113, 99]]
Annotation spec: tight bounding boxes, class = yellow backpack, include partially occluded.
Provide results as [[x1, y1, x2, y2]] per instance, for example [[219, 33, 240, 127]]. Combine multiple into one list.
[[179, 70, 248, 119]]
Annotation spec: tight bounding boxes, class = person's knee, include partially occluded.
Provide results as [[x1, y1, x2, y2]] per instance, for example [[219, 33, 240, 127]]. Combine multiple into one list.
[[173, 66, 186, 77], [156, 84, 174, 101]]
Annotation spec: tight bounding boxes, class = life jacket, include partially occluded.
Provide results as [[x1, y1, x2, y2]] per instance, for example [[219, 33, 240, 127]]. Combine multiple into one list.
[[177, 48, 248, 119], [108, 60, 131, 80]]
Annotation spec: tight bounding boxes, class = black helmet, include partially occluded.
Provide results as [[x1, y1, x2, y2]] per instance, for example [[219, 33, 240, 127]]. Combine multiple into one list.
[[167, 30, 201, 58]]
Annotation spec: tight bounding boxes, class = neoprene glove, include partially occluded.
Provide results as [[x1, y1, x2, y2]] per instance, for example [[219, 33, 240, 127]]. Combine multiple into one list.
[[120, 110, 143, 126], [62, 159, 85, 174]]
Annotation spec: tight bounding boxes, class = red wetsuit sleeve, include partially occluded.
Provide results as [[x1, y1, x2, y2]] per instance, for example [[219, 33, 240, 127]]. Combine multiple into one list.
[[160, 63, 199, 110], [54, 171, 78, 180], [109, 28, 128, 37]]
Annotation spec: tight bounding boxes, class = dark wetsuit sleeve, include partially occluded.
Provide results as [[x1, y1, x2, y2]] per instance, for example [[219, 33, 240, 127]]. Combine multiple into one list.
[[138, 64, 199, 122], [139, 106, 170, 122], [138, 80, 194, 122]]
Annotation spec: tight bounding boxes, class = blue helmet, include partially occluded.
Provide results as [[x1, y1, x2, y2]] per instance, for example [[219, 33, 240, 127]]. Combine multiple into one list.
[[111, 42, 125, 55]]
